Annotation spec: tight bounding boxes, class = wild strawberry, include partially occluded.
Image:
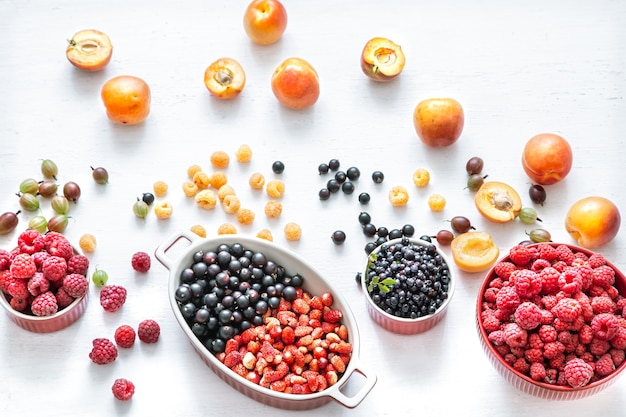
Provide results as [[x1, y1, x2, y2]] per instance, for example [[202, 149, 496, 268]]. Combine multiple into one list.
[[323, 309, 343, 323]]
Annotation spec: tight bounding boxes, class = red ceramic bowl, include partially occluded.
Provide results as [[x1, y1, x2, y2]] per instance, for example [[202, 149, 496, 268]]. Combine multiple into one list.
[[476, 242, 626, 400], [361, 238, 455, 334], [155, 231, 377, 410]]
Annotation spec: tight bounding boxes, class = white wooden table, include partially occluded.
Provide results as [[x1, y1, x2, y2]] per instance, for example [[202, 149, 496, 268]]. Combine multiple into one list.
[[1, 1, 625, 415]]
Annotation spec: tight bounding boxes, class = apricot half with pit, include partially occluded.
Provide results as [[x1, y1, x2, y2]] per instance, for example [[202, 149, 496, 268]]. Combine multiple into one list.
[[474, 181, 522, 223], [360, 37, 406, 82]]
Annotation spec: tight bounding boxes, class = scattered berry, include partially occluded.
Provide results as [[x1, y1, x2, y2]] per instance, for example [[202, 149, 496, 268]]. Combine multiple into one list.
[[412, 168, 430, 187], [131, 251, 151, 273], [114, 325, 136, 348], [358, 192, 370, 204], [266, 179, 285, 199], [235, 144, 253, 163], [210, 150, 230, 169], [142, 192, 155, 206], [100, 285, 127, 312], [388, 185, 409, 206], [112, 378, 135, 401], [153, 180, 168, 197], [78, 233, 97, 253], [89, 338, 118, 365], [427, 193, 446, 211], [91, 268, 109, 287], [271, 160, 285, 174], [328, 158, 340, 171], [137, 319, 160, 343], [284, 222, 302, 241], [91, 166, 109, 184], [331, 230, 346, 245], [133, 199, 149, 219], [371, 170, 384, 183], [154, 201, 173, 219]]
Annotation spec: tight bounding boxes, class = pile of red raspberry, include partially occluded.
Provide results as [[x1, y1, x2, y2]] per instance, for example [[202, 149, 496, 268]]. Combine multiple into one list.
[[0, 230, 89, 316], [481, 243, 626, 389]]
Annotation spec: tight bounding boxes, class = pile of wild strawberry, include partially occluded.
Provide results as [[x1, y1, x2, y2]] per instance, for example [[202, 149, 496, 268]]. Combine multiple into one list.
[[480, 243, 626, 389], [0, 230, 89, 315]]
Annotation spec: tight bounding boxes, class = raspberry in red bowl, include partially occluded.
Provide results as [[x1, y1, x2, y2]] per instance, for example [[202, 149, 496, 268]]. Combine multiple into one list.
[[0, 230, 89, 333], [476, 242, 626, 400]]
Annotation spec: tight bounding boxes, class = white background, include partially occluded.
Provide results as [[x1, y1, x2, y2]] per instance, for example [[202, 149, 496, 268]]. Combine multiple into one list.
[[1, 0, 625, 416]]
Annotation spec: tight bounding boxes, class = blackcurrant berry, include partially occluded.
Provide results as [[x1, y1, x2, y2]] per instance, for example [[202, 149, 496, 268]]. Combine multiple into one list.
[[529, 184, 547, 206], [271, 161, 285, 174], [142, 192, 155, 205], [346, 166, 361, 180], [341, 181, 355, 194], [358, 192, 370, 204], [327, 179, 340, 193], [319, 188, 331, 200], [318, 163, 330, 175], [358, 211, 371, 225], [465, 156, 484, 175], [331, 230, 346, 245], [328, 159, 340, 171], [371, 171, 384, 183]]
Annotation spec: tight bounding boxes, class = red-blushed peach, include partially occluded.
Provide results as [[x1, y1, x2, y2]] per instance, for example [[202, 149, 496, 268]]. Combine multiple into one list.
[[243, 0, 288, 45], [271, 57, 319, 110], [521, 133, 573, 185], [565, 196, 621, 249]]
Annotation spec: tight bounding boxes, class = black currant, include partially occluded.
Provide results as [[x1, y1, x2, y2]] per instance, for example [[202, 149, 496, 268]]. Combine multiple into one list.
[[319, 188, 331, 200], [328, 159, 340, 171], [142, 192, 155, 205], [346, 166, 361, 180], [371, 171, 384, 183], [341, 181, 354, 194], [331, 230, 346, 245], [272, 161, 285, 174], [318, 163, 330, 175], [358, 192, 370, 204]]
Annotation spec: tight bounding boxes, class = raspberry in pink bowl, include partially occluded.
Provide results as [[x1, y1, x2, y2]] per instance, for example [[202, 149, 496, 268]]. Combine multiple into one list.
[[476, 242, 626, 400]]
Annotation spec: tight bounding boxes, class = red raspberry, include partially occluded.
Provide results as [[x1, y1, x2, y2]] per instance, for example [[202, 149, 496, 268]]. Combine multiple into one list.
[[483, 287, 498, 303], [7, 278, 29, 300], [592, 265, 616, 288], [137, 319, 160, 343], [46, 237, 74, 260], [543, 341, 566, 359], [89, 338, 118, 365], [513, 269, 542, 298], [43, 231, 66, 248], [503, 322, 528, 347], [554, 245, 575, 265], [513, 357, 530, 374], [530, 258, 551, 272], [587, 252, 607, 268], [572, 265, 594, 290], [495, 285, 521, 315], [536, 243, 559, 262], [131, 251, 151, 272], [10, 253, 36, 279], [579, 324, 594, 344], [100, 285, 127, 312], [538, 325, 558, 343], [539, 267, 560, 295], [114, 325, 136, 348], [591, 313, 619, 341], [509, 245, 532, 266], [30, 291, 58, 316], [529, 362, 547, 381], [494, 261, 517, 279], [0, 249, 11, 270], [27, 272, 50, 296], [17, 229, 45, 254], [42, 256, 67, 282], [610, 348, 626, 366], [610, 326, 626, 349], [564, 358, 593, 388], [0, 269, 15, 293], [595, 353, 616, 377], [525, 347, 544, 363], [9, 295, 29, 311], [112, 378, 135, 401], [558, 269, 583, 294], [482, 312, 502, 333], [55, 287, 75, 308], [67, 254, 90, 276], [552, 298, 582, 322], [590, 338, 611, 356], [488, 330, 506, 346], [62, 273, 89, 298], [32, 251, 50, 269], [591, 296, 616, 314], [514, 301, 543, 330]]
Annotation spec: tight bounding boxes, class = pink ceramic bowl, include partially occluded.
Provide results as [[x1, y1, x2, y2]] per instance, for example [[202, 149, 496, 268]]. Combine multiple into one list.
[[155, 231, 377, 410], [0, 290, 88, 333], [476, 242, 626, 400], [361, 237, 455, 335]]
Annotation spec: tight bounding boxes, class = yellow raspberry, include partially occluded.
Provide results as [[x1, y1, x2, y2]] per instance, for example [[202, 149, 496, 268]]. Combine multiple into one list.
[[154, 201, 173, 219], [193, 171, 210, 190], [190, 224, 206, 238], [182, 181, 199, 197], [235, 144, 253, 163], [237, 208, 255, 225], [412, 168, 431, 188], [217, 223, 237, 235], [78, 233, 97, 253], [210, 150, 230, 169], [187, 164, 202, 179], [388, 185, 409, 206], [264, 200, 283, 218], [256, 229, 273, 241], [217, 184, 236, 201], [195, 190, 217, 210], [428, 193, 447, 211], [209, 171, 228, 190], [249, 172, 265, 189], [266, 179, 285, 199], [284, 222, 302, 241], [153, 181, 168, 197], [222, 194, 241, 214]]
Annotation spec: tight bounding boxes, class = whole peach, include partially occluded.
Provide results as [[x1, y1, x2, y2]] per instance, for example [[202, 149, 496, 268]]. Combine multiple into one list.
[[243, 0, 288, 45], [413, 98, 464, 147], [565, 196, 621, 249], [271, 57, 319, 110], [521, 133, 573, 185]]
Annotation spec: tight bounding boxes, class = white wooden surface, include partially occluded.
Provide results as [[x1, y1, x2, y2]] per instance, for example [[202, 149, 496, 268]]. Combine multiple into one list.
[[1, 0, 625, 415]]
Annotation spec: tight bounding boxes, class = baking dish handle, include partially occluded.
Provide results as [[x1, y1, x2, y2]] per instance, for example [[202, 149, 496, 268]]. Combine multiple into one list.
[[154, 230, 200, 271], [328, 361, 377, 408]]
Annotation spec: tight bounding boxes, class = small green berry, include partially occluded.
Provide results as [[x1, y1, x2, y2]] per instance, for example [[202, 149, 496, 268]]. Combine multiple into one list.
[[47, 214, 69, 233], [91, 269, 109, 287], [19, 178, 39, 195], [51, 195, 70, 215], [28, 216, 48, 234], [19, 193, 40, 212], [41, 159, 59, 179], [133, 199, 149, 219]]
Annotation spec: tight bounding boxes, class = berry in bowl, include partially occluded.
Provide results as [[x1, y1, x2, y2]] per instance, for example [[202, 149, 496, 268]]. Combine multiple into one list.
[[155, 231, 376, 410], [0, 230, 90, 333], [476, 242, 626, 400], [361, 237, 455, 334]]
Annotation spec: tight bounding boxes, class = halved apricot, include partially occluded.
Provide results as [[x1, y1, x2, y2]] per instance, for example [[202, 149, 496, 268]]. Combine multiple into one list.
[[474, 181, 522, 223], [450, 231, 500, 273], [204, 57, 246, 99]]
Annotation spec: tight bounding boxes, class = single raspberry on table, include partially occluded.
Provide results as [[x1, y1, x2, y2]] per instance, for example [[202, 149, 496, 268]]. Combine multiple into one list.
[[62, 273, 89, 298], [114, 325, 136, 348], [30, 291, 58, 316], [137, 319, 160, 343], [89, 338, 118, 365], [112, 378, 135, 401], [131, 251, 151, 273], [10, 253, 36, 279], [67, 254, 90, 276], [564, 358, 594, 388], [100, 285, 127, 312]]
